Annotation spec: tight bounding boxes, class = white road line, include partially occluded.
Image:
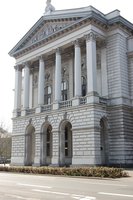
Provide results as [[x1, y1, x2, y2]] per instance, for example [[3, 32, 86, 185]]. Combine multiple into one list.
[[73, 180, 128, 187], [72, 194, 96, 200], [5, 194, 40, 200], [17, 183, 52, 188], [33, 189, 96, 200], [99, 192, 133, 198], [32, 189, 69, 196]]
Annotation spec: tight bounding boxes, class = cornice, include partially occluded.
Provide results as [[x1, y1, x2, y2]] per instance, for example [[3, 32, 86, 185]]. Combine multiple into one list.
[[9, 8, 133, 59], [9, 12, 108, 58]]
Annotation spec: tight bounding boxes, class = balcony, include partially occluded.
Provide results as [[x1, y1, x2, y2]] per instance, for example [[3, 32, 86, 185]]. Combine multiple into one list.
[[14, 95, 109, 117], [59, 100, 72, 109], [41, 104, 52, 112], [26, 108, 36, 115], [79, 96, 87, 105]]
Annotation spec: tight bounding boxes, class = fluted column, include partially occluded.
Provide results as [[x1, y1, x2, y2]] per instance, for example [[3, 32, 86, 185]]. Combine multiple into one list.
[[14, 65, 22, 110], [38, 56, 45, 106], [55, 48, 61, 102], [86, 32, 97, 94], [23, 62, 30, 109], [74, 40, 81, 97]]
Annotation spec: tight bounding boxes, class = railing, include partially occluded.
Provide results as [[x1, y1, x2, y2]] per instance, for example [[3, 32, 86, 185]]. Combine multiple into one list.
[[59, 100, 72, 109], [41, 104, 52, 112], [79, 96, 87, 105], [26, 108, 36, 115]]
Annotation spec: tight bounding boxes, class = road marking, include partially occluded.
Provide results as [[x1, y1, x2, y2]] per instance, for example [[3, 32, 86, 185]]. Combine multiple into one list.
[[73, 180, 128, 187], [17, 183, 52, 189], [72, 194, 96, 200], [32, 189, 96, 199], [32, 189, 69, 196], [99, 192, 133, 198], [5, 194, 40, 200]]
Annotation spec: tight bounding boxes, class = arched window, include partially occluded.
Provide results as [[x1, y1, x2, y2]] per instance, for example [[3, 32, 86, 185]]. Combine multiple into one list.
[[81, 76, 86, 96], [100, 117, 109, 165], [44, 86, 52, 104], [65, 126, 69, 157], [46, 125, 52, 157], [61, 81, 67, 101]]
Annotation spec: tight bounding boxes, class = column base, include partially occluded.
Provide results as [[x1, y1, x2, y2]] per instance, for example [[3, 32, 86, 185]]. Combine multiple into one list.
[[86, 92, 99, 104], [72, 97, 80, 106], [21, 109, 27, 116], [53, 102, 59, 110], [36, 106, 42, 113]]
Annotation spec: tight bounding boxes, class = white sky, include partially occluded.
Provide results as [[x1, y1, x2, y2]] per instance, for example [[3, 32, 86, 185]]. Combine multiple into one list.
[[0, 0, 132, 131]]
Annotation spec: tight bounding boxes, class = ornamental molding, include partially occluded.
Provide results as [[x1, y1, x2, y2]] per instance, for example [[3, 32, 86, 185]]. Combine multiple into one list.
[[14, 65, 23, 71], [9, 6, 133, 58], [85, 32, 97, 42], [27, 22, 73, 48]]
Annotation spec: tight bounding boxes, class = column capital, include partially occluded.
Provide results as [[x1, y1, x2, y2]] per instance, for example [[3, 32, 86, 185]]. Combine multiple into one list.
[[14, 65, 22, 71], [22, 61, 31, 68], [55, 47, 61, 54], [38, 55, 47, 61], [85, 32, 97, 42], [72, 39, 81, 47]]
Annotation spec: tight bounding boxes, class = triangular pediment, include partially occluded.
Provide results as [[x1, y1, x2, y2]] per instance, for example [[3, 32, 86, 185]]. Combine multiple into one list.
[[9, 15, 83, 56], [23, 20, 76, 49]]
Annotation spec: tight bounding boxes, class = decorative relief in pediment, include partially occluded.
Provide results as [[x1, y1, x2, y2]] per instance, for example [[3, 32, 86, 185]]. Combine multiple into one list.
[[25, 21, 74, 48]]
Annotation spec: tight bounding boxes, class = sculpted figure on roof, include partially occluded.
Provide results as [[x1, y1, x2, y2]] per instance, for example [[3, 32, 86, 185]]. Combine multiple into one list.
[[45, 0, 55, 14]]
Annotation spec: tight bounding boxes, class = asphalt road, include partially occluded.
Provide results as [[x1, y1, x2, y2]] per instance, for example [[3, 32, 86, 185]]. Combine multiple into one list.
[[0, 172, 133, 200]]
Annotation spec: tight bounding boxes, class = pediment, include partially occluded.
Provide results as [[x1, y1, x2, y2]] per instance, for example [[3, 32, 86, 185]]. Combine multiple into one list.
[[9, 17, 81, 56], [24, 20, 75, 48]]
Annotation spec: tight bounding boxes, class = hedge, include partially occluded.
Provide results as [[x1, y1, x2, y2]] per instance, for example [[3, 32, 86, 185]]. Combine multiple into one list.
[[0, 166, 129, 178]]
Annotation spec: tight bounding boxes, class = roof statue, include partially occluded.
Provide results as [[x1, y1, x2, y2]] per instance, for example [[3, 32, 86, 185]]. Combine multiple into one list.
[[44, 0, 55, 15]]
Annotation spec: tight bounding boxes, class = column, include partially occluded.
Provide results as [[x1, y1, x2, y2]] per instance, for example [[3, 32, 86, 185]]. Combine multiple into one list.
[[23, 62, 30, 109], [74, 40, 81, 97], [14, 65, 22, 110], [29, 70, 33, 109], [38, 56, 45, 106], [86, 32, 97, 95], [55, 48, 61, 102]]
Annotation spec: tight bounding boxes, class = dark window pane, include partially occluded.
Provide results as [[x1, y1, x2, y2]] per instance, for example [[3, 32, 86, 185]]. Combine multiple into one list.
[[65, 148, 68, 157], [47, 143, 50, 157]]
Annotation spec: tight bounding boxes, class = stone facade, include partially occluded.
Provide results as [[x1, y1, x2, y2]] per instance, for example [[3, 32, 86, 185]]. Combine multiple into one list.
[[9, 5, 133, 167]]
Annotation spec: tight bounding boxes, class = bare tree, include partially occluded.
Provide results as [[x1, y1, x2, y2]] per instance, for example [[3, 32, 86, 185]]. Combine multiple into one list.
[[0, 122, 12, 164]]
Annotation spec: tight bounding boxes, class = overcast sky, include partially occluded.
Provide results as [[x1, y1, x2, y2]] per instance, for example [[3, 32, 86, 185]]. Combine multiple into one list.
[[0, 0, 132, 131]]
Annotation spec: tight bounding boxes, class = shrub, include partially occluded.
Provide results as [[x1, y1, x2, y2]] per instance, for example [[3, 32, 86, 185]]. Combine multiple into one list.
[[0, 166, 129, 178]]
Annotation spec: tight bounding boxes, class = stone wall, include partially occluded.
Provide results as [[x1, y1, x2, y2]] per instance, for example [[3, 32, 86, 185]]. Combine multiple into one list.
[[11, 103, 107, 166]]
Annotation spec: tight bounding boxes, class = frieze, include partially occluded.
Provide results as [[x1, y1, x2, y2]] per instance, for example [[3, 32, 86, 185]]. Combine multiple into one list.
[[30, 22, 73, 45]]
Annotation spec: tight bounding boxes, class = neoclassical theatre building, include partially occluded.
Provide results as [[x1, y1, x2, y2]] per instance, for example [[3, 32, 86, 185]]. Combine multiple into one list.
[[9, 2, 133, 167]]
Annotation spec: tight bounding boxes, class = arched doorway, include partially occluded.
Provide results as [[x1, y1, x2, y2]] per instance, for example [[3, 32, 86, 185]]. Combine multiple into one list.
[[100, 117, 109, 165], [25, 125, 35, 166], [59, 121, 72, 166], [40, 124, 52, 166]]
